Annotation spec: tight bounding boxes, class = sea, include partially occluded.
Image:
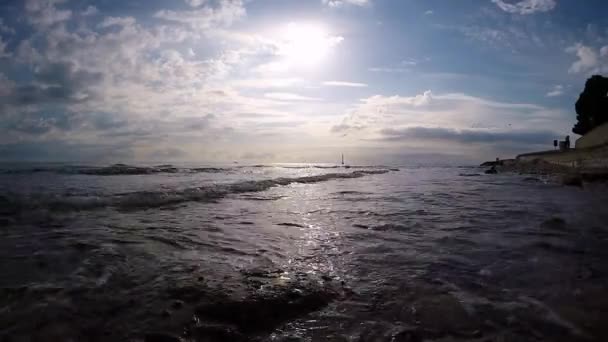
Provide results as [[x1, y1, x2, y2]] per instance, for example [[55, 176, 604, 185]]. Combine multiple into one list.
[[1, 163, 607, 341]]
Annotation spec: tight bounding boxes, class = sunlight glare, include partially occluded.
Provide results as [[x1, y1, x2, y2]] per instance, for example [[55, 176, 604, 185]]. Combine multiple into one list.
[[279, 22, 342, 67]]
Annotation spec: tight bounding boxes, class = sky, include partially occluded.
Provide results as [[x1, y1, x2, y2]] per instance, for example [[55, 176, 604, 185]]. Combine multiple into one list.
[[0, 0, 607, 164]]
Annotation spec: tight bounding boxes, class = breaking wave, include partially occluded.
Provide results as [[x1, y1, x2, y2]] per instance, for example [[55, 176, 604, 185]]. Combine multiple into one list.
[[1, 170, 390, 214]]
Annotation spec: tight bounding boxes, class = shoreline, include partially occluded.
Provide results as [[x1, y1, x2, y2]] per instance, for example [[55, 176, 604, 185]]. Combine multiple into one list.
[[481, 158, 608, 186]]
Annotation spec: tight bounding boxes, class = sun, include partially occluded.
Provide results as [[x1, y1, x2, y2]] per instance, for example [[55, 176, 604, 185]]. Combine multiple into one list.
[[278, 22, 342, 67]]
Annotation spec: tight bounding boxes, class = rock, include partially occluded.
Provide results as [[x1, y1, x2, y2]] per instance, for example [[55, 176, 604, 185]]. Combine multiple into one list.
[[484, 168, 498, 174], [161, 309, 172, 318], [195, 288, 336, 334], [392, 327, 423, 342], [144, 333, 182, 342], [561, 174, 583, 187], [171, 300, 184, 310], [192, 324, 245, 342]]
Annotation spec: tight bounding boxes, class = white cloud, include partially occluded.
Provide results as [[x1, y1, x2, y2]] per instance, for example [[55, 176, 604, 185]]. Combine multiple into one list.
[[185, 0, 207, 7], [368, 67, 409, 73], [491, 0, 556, 15], [155, 0, 246, 29], [99, 16, 136, 28], [331, 90, 569, 146], [233, 78, 303, 89], [322, 0, 369, 8], [566, 43, 608, 74], [25, 0, 72, 28], [323, 81, 368, 88], [546, 85, 564, 97], [264, 92, 322, 101], [424, 10, 434, 15], [81, 6, 99, 16]]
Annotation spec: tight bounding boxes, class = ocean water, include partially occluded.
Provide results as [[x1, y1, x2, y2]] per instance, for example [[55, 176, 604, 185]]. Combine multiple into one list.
[[1, 163, 608, 341]]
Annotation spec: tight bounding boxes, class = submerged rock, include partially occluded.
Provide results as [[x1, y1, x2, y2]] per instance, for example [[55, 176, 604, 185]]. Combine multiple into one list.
[[195, 288, 336, 334], [144, 333, 182, 342], [191, 324, 246, 342]]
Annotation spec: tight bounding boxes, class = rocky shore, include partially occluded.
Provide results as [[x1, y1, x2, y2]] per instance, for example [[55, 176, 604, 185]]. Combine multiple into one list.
[[481, 158, 608, 186]]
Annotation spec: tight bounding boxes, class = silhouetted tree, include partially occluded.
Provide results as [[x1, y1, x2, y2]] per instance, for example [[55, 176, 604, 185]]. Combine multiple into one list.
[[573, 75, 608, 135]]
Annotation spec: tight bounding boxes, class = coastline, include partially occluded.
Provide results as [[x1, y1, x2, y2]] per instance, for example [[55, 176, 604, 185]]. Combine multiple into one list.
[[481, 157, 608, 186]]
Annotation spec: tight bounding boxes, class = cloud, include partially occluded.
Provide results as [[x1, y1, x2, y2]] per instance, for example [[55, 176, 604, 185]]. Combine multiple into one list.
[[0, 0, 276, 161], [368, 67, 409, 73], [0, 37, 10, 58], [25, 0, 72, 28], [566, 43, 608, 74], [241, 151, 275, 160], [185, 0, 207, 7], [264, 92, 322, 101], [232, 78, 303, 89], [0, 140, 133, 162], [322, 0, 370, 8], [424, 10, 434, 15], [546, 85, 564, 97], [491, 0, 556, 15], [81, 5, 99, 16], [0, 19, 15, 34], [154, 0, 246, 29], [378, 126, 559, 145], [99, 16, 136, 28], [330, 90, 569, 154], [322, 81, 368, 88], [4, 61, 102, 107]]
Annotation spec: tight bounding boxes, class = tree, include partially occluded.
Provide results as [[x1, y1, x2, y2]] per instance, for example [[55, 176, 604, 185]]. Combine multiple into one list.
[[573, 75, 608, 135]]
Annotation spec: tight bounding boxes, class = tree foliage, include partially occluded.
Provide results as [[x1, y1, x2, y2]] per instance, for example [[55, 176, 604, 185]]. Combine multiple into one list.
[[573, 75, 608, 135]]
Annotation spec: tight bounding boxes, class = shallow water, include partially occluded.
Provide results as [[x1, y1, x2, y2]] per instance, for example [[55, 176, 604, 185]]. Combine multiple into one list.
[[1, 164, 607, 341]]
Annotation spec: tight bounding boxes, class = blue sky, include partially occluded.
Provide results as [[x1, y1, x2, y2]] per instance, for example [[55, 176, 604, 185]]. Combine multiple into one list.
[[0, 0, 607, 164]]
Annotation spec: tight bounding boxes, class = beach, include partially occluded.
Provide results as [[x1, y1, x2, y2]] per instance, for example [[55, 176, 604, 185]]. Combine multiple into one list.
[[1, 164, 608, 341]]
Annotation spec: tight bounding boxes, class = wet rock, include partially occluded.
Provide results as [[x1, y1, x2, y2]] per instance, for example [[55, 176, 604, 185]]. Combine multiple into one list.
[[192, 324, 245, 342], [392, 327, 423, 342], [195, 288, 336, 334], [144, 332, 182, 342], [171, 300, 184, 310], [277, 222, 305, 228], [561, 174, 583, 187]]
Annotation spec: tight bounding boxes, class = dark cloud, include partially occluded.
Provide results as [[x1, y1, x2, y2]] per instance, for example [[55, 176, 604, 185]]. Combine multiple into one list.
[[0, 140, 133, 162], [378, 126, 560, 146], [8, 61, 102, 106], [3, 111, 76, 134]]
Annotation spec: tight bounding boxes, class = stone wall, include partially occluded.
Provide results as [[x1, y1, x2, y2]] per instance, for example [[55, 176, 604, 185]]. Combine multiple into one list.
[[576, 122, 608, 149], [517, 144, 608, 169]]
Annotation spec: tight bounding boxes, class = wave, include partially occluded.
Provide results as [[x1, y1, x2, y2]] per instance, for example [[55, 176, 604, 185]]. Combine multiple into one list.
[[0, 163, 399, 176], [243, 164, 397, 170], [1, 170, 390, 214], [0, 164, 231, 176]]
